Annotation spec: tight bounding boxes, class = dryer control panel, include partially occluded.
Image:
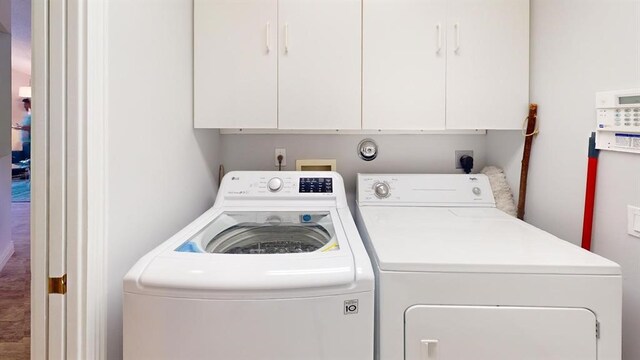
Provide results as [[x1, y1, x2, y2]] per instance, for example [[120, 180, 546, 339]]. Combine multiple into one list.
[[357, 174, 495, 207]]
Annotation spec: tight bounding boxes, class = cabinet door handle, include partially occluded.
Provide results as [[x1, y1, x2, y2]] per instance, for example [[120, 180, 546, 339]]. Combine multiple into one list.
[[421, 339, 439, 359], [266, 22, 271, 53], [436, 23, 442, 54], [285, 23, 289, 53], [454, 23, 460, 54]]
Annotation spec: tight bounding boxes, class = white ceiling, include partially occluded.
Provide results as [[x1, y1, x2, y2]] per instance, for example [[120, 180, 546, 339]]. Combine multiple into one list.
[[11, 0, 31, 75]]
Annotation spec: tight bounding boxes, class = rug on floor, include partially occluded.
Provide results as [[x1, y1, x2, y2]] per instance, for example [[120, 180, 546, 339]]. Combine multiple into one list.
[[11, 180, 30, 203]]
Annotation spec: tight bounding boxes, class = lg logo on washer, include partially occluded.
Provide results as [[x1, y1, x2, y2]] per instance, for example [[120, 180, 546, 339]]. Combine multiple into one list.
[[344, 299, 359, 315]]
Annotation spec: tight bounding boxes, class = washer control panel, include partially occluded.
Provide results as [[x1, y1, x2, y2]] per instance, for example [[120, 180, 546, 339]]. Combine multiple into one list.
[[299, 177, 333, 193], [222, 172, 338, 198], [358, 174, 495, 207]]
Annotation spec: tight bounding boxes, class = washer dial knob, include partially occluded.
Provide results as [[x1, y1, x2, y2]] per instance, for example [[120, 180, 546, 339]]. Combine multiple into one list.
[[472, 186, 482, 196], [267, 177, 284, 192], [373, 182, 390, 199]]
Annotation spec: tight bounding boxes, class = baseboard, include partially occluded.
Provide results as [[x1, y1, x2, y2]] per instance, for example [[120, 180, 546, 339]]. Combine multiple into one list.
[[0, 241, 15, 272]]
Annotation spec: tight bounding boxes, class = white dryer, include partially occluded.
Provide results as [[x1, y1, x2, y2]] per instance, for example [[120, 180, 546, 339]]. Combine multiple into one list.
[[355, 174, 621, 360], [124, 171, 374, 360]]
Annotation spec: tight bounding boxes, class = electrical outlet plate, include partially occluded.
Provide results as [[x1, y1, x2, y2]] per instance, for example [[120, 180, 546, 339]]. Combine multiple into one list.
[[275, 148, 287, 167], [455, 150, 474, 169]]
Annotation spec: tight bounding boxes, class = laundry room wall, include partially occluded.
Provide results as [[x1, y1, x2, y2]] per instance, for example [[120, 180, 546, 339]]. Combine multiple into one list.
[[486, 130, 523, 204], [0, 28, 12, 271], [10, 69, 29, 151], [487, 1, 640, 358], [0, 1, 9, 33], [104, 0, 221, 358], [220, 133, 488, 205], [0, 153, 10, 273], [0, 31, 10, 157], [10, 0, 30, 151]]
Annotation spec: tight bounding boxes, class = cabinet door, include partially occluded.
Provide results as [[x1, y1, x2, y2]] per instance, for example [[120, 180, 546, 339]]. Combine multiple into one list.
[[194, 0, 277, 129], [278, 0, 362, 130], [363, 0, 446, 130], [445, 0, 529, 129], [405, 305, 597, 360]]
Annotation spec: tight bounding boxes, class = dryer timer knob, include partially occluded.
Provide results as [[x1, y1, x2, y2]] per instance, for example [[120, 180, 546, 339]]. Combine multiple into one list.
[[268, 177, 284, 192], [373, 182, 390, 199]]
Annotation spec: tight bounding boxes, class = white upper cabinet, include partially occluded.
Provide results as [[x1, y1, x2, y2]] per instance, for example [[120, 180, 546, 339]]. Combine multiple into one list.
[[363, 0, 447, 130], [362, 0, 529, 130], [445, 0, 530, 129], [278, 0, 362, 130], [194, 0, 278, 129], [195, 0, 361, 130], [194, 0, 529, 130]]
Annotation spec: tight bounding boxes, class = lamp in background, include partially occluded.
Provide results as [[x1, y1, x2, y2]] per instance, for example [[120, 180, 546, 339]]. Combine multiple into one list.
[[19, 86, 31, 98]]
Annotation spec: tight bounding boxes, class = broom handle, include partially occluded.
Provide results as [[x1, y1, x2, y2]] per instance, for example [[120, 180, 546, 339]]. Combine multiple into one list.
[[517, 104, 538, 220]]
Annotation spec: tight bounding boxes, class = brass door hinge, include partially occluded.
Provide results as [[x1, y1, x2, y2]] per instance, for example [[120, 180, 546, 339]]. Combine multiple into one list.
[[48, 274, 67, 294]]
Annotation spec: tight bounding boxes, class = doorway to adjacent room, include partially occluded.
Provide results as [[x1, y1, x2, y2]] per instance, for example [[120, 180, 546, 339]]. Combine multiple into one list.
[[0, 1, 32, 359]]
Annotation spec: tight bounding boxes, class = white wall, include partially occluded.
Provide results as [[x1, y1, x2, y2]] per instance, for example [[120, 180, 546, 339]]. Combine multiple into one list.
[[0, 0, 9, 33], [104, 0, 220, 358], [10, 0, 31, 151], [486, 130, 523, 204], [11, 68, 29, 150], [0, 28, 13, 271], [488, 1, 640, 358], [220, 133, 487, 205], [0, 31, 10, 157], [0, 155, 11, 270]]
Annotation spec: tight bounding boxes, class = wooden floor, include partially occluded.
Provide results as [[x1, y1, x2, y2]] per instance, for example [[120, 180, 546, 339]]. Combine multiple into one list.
[[0, 203, 30, 359]]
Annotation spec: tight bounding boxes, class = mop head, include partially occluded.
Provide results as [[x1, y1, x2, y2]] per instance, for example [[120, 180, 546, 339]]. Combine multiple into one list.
[[481, 166, 517, 217]]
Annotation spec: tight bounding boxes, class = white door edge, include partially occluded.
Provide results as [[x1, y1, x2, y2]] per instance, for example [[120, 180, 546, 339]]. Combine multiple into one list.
[[31, 0, 49, 358], [85, 0, 109, 359]]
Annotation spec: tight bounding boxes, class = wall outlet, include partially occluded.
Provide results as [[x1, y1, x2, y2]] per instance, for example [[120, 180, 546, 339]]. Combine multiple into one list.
[[455, 150, 474, 169], [275, 148, 287, 167]]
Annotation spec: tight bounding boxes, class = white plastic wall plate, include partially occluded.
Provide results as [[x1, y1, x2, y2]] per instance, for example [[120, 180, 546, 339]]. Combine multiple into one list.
[[296, 159, 337, 171], [275, 148, 286, 167], [627, 205, 640, 238]]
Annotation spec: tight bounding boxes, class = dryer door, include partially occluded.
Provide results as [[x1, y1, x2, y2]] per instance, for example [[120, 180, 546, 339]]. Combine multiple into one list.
[[404, 305, 597, 360]]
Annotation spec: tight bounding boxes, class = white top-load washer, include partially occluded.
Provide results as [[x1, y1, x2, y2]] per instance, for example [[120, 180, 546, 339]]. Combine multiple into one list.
[[124, 171, 374, 360], [355, 174, 621, 360]]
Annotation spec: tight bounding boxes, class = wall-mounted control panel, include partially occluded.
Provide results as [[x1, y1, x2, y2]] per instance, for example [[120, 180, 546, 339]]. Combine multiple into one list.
[[596, 89, 640, 154]]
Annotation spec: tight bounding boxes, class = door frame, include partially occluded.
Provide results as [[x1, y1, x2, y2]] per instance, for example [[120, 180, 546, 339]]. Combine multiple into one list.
[[32, 0, 107, 358]]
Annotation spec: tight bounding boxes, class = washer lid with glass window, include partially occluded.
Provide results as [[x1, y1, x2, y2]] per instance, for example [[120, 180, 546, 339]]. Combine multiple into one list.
[[135, 209, 357, 293]]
